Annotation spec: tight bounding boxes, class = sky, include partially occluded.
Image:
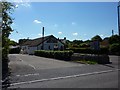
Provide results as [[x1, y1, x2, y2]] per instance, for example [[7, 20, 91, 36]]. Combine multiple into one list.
[[9, 2, 118, 42]]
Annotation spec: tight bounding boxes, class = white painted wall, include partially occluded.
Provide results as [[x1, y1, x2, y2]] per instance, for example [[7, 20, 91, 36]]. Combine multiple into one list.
[[37, 40, 64, 50], [21, 46, 27, 53], [21, 38, 65, 54], [28, 46, 37, 54]]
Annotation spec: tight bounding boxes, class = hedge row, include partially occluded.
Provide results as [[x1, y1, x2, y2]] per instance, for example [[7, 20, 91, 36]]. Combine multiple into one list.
[[66, 48, 109, 55], [109, 43, 120, 55], [71, 54, 110, 64], [9, 47, 21, 54], [34, 50, 74, 61]]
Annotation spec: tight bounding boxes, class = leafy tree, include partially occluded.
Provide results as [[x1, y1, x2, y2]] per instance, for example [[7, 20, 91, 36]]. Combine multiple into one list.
[[108, 35, 120, 55], [103, 37, 109, 41], [73, 40, 83, 45], [108, 35, 120, 44], [91, 35, 102, 42], [1, 1, 15, 88], [9, 39, 18, 46], [109, 43, 120, 54], [84, 40, 91, 43]]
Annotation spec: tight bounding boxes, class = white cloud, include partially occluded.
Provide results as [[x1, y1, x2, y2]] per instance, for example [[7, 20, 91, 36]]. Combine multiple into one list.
[[72, 32, 78, 36], [10, 39, 17, 42], [33, 20, 42, 24], [14, 0, 31, 8], [21, 2, 31, 7], [58, 32, 62, 34], [100, 34, 104, 37], [38, 33, 42, 37], [15, 4, 19, 8], [72, 22, 76, 25]]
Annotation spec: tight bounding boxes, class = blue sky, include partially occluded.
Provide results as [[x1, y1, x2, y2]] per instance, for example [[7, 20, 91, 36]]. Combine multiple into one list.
[[9, 2, 118, 42]]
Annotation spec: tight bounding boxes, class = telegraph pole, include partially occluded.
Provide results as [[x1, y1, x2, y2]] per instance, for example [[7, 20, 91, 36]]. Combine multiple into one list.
[[118, 2, 120, 36]]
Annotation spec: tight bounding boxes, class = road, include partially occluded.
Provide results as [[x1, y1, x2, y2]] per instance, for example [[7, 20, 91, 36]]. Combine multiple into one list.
[[8, 54, 119, 88]]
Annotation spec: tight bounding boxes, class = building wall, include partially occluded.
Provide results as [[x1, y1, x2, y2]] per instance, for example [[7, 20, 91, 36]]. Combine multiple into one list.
[[21, 45, 29, 54], [21, 37, 65, 54], [28, 46, 37, 54], [37, 40, 64, 50]]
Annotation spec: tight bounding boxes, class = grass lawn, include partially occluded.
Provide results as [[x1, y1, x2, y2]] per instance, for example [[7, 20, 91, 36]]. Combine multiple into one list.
[[72, 59, 98, 65]]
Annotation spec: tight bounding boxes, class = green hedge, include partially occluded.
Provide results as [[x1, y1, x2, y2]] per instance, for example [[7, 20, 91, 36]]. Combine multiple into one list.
[[109, 43, 120, 55], [66, 48, 109, 55], [71, 54, 110, 64], [34, 50, 74, 61], [9, 47, 21, 54]]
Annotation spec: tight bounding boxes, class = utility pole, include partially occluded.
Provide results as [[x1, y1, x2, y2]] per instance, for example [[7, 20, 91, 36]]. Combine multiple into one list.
[[118, 1, 120, 36]]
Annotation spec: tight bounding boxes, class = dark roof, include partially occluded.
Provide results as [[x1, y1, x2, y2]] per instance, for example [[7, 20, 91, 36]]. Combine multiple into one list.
[[21, 35, 64, 47]]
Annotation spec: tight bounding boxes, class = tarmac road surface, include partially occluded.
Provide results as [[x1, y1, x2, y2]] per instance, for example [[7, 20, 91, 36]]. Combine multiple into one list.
[[8, 54, 119, 88]]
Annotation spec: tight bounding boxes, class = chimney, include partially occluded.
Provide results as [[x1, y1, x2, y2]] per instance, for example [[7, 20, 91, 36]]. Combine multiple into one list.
[[64, 37, 66, 40], [42, 27, 44, 38], [41, 27, 44, 50], [112, 29, 114, 36]]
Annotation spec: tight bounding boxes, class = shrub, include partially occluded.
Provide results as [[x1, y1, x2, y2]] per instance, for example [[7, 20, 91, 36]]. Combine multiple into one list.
[[109, 43, 120, 55], [71, 54, 110, 64], [66, 48, 109, 55], [34, 50, 74, 61], [9, 47, 21, 54]]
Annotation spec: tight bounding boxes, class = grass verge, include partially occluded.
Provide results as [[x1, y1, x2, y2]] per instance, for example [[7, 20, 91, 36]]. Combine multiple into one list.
[[73, 59, 98, 65]]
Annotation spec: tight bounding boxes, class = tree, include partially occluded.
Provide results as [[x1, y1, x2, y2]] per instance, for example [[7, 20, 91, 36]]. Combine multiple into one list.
[[73, 40, 83, 44], [9, 39, 18, 46], [91, 35, 102, 42], [108, 35, 120, 44], [108, 35, 120, 55], [1, 1, 15, 88], [109, 43, 120, 55]]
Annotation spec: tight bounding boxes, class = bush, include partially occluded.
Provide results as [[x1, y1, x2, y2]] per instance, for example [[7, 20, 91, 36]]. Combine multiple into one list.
[[9, 47, 21, 54], [71, 54, 110, 64], [66, 48, 109, 55], [34, 50, 74, 61], [109, 43, 120, 55]]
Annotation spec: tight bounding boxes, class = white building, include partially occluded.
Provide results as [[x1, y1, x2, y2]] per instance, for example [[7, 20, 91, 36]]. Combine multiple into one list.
[[20, 35, 66, 54]]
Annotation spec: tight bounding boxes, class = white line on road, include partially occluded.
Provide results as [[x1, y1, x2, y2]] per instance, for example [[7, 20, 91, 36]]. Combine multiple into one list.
[[17, 57, 36, 70], [10, 69, 120, 86], [16, 73, 39, 77], [28, 64, 36, 70]]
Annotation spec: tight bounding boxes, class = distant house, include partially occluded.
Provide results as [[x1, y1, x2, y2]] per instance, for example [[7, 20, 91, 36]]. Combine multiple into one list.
[[20, 35, 66, 54]]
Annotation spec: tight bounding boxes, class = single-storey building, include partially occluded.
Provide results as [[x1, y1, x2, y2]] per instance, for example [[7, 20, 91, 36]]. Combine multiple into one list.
[[20, 35, 66, 54]]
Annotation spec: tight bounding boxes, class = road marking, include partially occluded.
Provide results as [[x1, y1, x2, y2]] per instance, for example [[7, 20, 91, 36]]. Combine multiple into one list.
[[16, 73, 39, 77], [28, 64, 36, 70], [17, 57, 36, 70], [10, 69, 120, 86]]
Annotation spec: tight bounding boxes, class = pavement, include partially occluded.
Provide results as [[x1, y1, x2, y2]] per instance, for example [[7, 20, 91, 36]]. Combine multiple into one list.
[[8, 54, 119, 88]]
